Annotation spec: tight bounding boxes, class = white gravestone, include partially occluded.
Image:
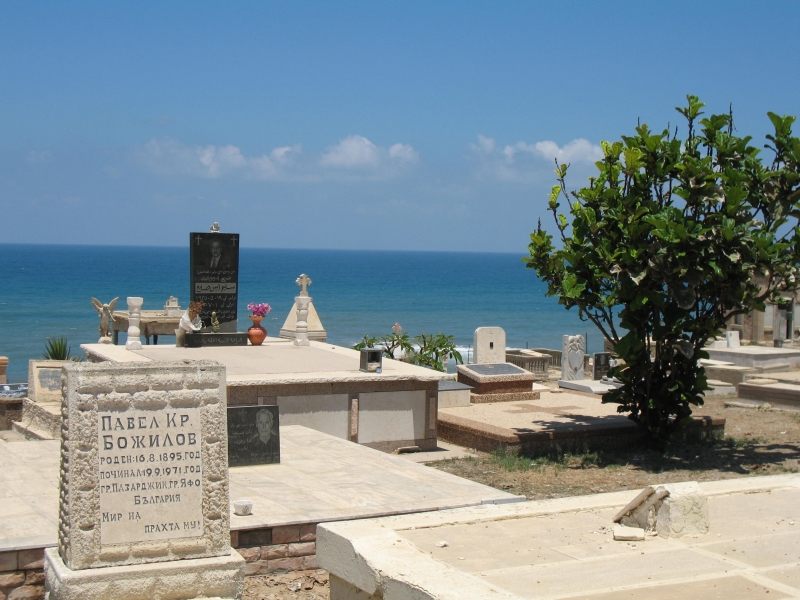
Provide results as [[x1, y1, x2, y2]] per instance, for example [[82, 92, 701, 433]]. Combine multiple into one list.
[[561, 335, 585, 381], [473, 327, 506, 364], [294, 274, 312, 347], [125, 296, 143, 350], [726, 330, 741, 348], [44, 360, 244, 600]]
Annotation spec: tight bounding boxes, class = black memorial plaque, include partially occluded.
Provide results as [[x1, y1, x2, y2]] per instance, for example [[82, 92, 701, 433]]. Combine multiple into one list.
[[227, 405, 280, 467], [593, 352, 611, 380], [190, 232, 239, 333], [184, 332, 249, 348], [467, 363, 526, 376]]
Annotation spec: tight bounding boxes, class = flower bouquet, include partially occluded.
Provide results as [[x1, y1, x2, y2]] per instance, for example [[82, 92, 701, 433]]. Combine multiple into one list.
[[246, 302, 271, 345]]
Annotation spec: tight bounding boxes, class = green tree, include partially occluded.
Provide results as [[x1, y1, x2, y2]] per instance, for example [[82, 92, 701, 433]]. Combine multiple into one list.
[[525, 96, 800, 448]]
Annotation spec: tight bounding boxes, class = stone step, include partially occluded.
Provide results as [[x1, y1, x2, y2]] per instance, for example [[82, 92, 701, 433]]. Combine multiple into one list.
[[11, 419, 54, 440], [738, 381, 800, 409]]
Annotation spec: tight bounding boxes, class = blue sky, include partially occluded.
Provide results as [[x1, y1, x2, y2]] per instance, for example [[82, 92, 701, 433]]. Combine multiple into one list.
[[1, 1, 798, 251]]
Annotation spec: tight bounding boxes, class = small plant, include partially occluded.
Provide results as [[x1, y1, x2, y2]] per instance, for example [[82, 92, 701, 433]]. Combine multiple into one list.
[[247, 302, 271, 317], [42, 337, 80, 361], [354, 328, 463, 372]]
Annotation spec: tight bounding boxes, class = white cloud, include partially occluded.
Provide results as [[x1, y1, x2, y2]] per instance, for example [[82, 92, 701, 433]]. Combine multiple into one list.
[[388, 143, 419, 163], [321, 135, 380, 167], [140, 136, 416, 181], [320, 135, 418, 170], [141, 138, 303, 180], [470, 135, 602, 182]]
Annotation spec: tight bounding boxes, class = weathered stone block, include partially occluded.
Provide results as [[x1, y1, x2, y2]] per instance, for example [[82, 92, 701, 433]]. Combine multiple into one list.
[[7, 585, 44, 600], [272, 526, 300, 544], [299, 524, 316, 542], [57, 361, 230, 570], [17, 550, 43, 570], [237, 547, 260, 563], [262, 544, 287, 559], [24, 571, 45, 586], [287, 542, 315, 557], [268, 557, 303, 572], [656, 482, 710, 537], [0, 552, 17, 572], [0, 571, 25, 587]]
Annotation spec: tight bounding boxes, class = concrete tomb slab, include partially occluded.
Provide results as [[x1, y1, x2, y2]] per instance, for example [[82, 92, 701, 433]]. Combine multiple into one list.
[[45, 360, 244, 599], [456, 363, 539, 403], [437, 380, 472, 409], [438, 391, 723, 455], [318, 475, 800, 600], [81, 341, 448, 453], [227, 405, 280, 467], [473, 327, 506, 364]]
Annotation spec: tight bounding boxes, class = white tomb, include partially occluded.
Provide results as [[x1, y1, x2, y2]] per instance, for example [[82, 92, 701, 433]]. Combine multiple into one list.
[[557, 334, 615, 394]]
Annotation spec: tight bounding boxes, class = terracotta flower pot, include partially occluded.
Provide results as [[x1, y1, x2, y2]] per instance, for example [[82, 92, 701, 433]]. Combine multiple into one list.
[[247, 315, 267, 346]]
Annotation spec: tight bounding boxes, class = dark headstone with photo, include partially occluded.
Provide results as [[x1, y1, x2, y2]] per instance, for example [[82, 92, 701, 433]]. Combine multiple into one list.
[[190, 232, 240, 333], [227, 405, 280, 467], [593, 352, 611, 380]]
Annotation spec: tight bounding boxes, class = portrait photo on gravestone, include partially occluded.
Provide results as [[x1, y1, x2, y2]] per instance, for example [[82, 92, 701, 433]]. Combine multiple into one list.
[[227, 405, 280, 467], [189, 232, 240, 332]]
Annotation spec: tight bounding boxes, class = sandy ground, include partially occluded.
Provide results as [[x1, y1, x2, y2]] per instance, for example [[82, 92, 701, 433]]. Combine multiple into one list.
[[433, 395, 800, 500]]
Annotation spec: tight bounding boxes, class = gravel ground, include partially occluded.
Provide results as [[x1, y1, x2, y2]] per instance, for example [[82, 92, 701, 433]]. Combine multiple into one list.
[[243, 570, 329, 600]]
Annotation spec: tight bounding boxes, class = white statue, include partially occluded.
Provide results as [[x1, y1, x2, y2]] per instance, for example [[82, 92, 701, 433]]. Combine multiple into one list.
[[179, 301, 204, 333], [91, 297, 119, 342], [561, 334, 586, 381]]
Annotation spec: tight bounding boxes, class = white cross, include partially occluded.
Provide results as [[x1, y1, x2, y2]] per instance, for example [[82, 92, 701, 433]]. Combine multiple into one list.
[[392, 323, 402, 335], [296, 273, 312, 296], [195, 235, 202, 245]]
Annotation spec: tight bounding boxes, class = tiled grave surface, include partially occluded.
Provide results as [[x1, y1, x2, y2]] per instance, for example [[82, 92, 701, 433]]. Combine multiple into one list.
[[320, 474, 800, 600], [0, 425, 516, 552], [438, 390, 723, 454]]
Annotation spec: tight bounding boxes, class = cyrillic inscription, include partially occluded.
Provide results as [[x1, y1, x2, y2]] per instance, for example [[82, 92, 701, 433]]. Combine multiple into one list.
[[98, 408, 204, 545]]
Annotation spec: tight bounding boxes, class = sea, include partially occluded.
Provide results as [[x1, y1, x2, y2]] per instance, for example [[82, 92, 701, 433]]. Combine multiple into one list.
[[0, 244, 603, 383]]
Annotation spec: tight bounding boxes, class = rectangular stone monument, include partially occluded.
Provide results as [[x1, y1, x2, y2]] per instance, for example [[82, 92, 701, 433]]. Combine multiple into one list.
[[227, 405, 280, 467], [473, 327, 506, 364], [561, 334, 585, 381], [44, 360, 244, 600], [726, 330, 741, 348], [593, 352, 611, 380], [190, 232, 240, 333]]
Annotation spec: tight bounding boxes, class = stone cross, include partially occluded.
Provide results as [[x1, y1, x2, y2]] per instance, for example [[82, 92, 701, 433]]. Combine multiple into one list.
[[392, 323, 402, 335], [296, 273, 312, 297]]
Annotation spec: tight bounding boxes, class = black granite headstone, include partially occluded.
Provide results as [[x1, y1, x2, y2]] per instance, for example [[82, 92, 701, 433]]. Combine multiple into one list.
[[190, 232, 239, 333], [227, 405, 280, 467], [0, 384, 28, 399], [184, 332, 248, 348], [593, 352, 611, 380], [467, 363, 526, 376]]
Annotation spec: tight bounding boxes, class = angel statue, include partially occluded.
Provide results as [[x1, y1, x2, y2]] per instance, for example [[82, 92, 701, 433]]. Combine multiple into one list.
[[91, 297, 119, 343], [179, 301, 205, 333]]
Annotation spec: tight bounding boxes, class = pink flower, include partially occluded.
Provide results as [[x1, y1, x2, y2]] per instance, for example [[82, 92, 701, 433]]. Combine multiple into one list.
[[247, 302, 271, 317]]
